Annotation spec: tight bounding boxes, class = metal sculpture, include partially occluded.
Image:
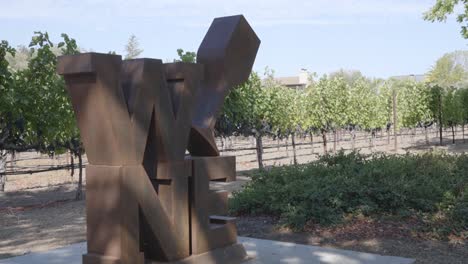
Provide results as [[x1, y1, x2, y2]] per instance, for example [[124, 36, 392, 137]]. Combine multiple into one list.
[[57, 15, 260, 264]]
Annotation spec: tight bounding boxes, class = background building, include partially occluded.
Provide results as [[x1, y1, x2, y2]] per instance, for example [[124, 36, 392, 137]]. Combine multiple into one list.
[[274, 69, 310, 89], [390, 74, 426, 82]]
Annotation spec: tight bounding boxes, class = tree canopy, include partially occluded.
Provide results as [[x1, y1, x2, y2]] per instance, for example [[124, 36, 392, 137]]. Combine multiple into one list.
[[175, 49, 196, 63], [124, 34, 143, 59], [427, 50, 468, 87], [424, 0, 468, 38]]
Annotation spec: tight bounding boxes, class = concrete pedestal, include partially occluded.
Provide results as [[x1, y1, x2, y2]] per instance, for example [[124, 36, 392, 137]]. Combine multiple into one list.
[[0, 237, 414, 264]]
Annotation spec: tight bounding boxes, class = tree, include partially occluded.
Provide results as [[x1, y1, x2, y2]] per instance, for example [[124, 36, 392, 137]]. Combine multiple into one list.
[[6, 45, 31, 71], [457, 87, 468, 142], [427, 51, 468, 88], [427, 51, 468, 144], [428, 84, 446, 144], [284, 89, 304, 164], [0, 41, 16, 191], [398, 80, 432, 144], [222, 72, 273, 169], [263, 80, 300, 164], [329, 69, 364, 87], [349, 77, 387, 150], [0, 32, 83, 198], [303, 80, 321, 154], [308, 75, 350, 153], [443, 87, 462, 143], [7, 44, 68, 71], [222, 72, 287, 168], [124, 34, 143, 59], [175, 49, 196, 63], [424, 0, 468, 38], [397, 80, 432, 129]]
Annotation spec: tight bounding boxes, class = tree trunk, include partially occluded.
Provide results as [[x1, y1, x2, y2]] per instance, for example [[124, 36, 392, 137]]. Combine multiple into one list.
[[455, 126, 457, 142], [438, 93, 443, 145], [452, 125, 455, 144], [0, 150, 6, 192], [352, 129, 356, 150], [321, 129, 328, 154], [336, 129, 340, 149], [463, 124, 465, 143], [393, 90, 398, 150], [10, 151, 16, 173], [70, 151, 75, 178], [75, 150, 84, 200], [333, 130, 337, 153], [277, 138, 281, 151], [255, 135, 264, 170], [291, 133, 297, 165], [439, 124, 443, 145], [309, 132, 314, 154], [425, 126, 429, 145], [387, 126, 390, 145]]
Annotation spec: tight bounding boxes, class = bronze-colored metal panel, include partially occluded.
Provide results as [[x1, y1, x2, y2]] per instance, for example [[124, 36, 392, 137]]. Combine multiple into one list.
[[120, 58, 164, 164], [121, 165, 189, 261], [58, 53, 131, 165], [189, 15, 261, 156], [86, 165, 123, 258], [190, 156, 239, 254], [153, 62, 202, 161]]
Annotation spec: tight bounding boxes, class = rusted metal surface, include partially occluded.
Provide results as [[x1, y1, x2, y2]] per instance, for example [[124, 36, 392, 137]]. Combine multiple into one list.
[[189, 15, 260, 156], [57, 15, 260, 264]]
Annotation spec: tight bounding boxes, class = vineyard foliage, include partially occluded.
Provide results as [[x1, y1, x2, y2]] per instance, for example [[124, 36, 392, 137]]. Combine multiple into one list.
[[0, 32, 84, 196], [0, 32, 468, 189], [218, 57, 468, 167]]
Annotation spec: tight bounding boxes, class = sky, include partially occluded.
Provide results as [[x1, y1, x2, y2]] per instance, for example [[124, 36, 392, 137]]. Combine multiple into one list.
[[1, 0, 466, 79]]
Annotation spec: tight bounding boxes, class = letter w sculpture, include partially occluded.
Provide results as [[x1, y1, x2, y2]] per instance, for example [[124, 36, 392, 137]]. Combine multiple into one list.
[[57, 15, 260, 264]]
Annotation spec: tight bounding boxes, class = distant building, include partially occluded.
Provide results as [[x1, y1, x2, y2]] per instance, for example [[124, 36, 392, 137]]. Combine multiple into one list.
[[390, 74, 426, 83], [274, 69, 310, 89]]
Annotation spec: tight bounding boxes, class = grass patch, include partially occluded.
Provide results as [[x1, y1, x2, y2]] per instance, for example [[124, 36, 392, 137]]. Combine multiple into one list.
[[230, 151, 468, 238]]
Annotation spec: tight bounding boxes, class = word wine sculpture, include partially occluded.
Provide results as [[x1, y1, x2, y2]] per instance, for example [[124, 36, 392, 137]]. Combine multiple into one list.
[[57, 15, 260, 264]]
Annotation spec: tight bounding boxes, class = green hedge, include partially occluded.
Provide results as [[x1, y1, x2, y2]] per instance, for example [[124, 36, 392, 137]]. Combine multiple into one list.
[[230, 151, 468, 234]]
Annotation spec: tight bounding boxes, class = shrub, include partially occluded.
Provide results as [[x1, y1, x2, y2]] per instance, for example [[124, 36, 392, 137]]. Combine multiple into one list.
[[230, 151, 468, 234]]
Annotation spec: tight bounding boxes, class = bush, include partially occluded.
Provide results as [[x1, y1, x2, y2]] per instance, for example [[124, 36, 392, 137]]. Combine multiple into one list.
[[230, 151, 468, 233]]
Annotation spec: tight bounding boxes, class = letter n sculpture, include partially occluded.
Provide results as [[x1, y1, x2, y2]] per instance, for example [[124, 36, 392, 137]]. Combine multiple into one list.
[[57, 15, 260, 264]]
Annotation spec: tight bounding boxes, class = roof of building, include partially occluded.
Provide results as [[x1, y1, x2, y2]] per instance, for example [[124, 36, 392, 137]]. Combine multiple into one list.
[[276, 76, 304, 86], [390, 74, 426, 82]]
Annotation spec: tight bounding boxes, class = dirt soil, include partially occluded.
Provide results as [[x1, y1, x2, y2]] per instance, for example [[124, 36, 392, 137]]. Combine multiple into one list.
[[1, 185, 467, 263], [237, 216, 468, 264], [1, 131, 468, 263], [0, 199, 85, 259]]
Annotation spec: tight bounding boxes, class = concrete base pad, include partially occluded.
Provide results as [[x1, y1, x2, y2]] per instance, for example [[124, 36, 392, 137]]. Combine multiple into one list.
[[150, 243, 249, 264], [0, 237, 414, 264], [241, 237, 414, 264]]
